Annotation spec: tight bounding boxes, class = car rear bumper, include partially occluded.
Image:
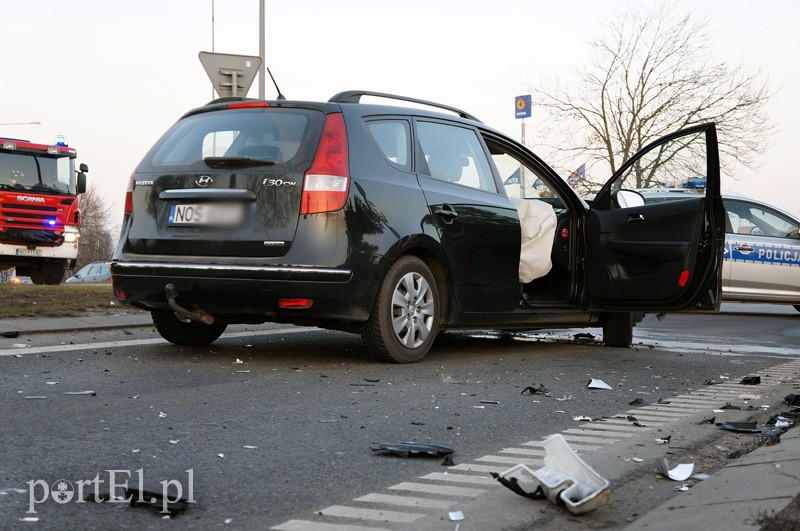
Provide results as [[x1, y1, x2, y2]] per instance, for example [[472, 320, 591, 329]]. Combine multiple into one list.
[[110, 261, 370, 324]]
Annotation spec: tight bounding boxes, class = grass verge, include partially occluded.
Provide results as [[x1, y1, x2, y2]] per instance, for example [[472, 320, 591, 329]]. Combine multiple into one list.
[[0, 283, 124, 317]]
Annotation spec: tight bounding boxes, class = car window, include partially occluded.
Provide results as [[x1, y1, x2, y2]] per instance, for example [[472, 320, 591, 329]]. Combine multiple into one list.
[[726, 200, 800, 238], [612, 131, 708, 194], [416, 121, 496, 193], [366, 120, 411, 171], [487, 148, 567, 212]]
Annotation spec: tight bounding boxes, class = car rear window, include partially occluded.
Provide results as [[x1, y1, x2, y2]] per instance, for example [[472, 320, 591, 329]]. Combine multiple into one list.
[[138, 108, 323, 171]]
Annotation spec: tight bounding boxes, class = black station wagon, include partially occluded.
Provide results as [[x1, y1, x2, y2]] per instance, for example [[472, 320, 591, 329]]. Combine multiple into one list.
[[111, 91, 725, 362]]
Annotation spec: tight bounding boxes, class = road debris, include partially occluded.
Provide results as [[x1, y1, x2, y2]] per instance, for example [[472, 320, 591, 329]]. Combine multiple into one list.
[[449, 511, 464, 521], [658, 458, 694, 481], [739, 375, 761, 385], [65, 390, 96, 396], [573, 416, 592, 422], [493, 434, 611, 515], [655, 436, 671, 445], [629, 398, 647, 406], [587, 379, 612, 390], [521, 384, 551, 396], [370, 443, 455, 458], [1, 331, 19, 338]]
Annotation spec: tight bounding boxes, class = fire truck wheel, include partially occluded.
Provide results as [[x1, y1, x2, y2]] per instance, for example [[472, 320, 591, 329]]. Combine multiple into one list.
[[30, 264, 65, 285]]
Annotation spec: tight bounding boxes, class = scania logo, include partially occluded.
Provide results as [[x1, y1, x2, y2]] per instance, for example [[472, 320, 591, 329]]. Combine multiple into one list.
[[17, 195, 45, 203], [195, 175, 214, 187]]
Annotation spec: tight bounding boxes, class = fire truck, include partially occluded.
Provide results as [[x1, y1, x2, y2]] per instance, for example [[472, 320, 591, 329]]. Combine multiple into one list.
[[0, 137, 88, 284]]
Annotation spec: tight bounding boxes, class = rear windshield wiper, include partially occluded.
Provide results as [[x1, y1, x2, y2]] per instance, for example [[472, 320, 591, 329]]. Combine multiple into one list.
[[204, 156, 276, 169]]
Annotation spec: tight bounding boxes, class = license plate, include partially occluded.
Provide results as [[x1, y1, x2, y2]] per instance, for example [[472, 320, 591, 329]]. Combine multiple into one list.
[[16, 248, 42, 256], [168, 203, 244, 227]]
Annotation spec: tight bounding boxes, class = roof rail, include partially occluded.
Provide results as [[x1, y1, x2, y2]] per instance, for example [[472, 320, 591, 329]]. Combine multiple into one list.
[[329, 90, 482, 123]]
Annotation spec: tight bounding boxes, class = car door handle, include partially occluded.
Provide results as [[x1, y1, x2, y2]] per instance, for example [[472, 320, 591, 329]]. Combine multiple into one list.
[[734, 244, 754, 254], [627, 214, 645, 224], [434, 205, 458, 223]]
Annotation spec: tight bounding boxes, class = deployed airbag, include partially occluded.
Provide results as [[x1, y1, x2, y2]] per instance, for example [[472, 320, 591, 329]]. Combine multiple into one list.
[[516, 199, 557, 283]]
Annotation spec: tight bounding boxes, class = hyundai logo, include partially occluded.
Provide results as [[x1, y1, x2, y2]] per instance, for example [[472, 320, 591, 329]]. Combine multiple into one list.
[[195, 175, 214, 187]]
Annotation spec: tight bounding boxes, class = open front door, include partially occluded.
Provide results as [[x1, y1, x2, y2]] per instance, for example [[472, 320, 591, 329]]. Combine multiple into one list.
[[586, 123, 724, 311]]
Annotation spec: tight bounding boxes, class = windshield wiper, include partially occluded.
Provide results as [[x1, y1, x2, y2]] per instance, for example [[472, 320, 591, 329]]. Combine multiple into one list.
[[204, 156, 276, 169]]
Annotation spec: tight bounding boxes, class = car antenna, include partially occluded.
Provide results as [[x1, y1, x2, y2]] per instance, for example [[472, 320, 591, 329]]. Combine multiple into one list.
[[267, 68, 286, 100]]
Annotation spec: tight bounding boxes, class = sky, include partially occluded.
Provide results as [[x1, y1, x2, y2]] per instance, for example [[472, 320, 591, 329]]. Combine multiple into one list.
[[1, 0, 798, 228]]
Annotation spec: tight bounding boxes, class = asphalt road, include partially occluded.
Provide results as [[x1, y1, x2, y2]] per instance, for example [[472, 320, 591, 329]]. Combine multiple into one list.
[[1, 303, 798, 529]]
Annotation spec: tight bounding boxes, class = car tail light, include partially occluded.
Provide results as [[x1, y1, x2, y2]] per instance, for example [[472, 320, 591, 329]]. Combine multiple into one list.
[[300, 113, 349, 215], [124, 172, 135, 215]]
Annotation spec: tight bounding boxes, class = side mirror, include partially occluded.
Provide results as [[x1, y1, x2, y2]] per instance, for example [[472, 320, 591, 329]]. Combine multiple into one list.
[[77, 172, 87, 194], [613, 189, 645, 209], [79, 163, 89, 173]]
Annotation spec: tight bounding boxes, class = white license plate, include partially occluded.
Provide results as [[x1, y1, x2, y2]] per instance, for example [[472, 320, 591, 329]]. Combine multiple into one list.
[[168, 203, 244, 227], [16, 248, 42, 256]]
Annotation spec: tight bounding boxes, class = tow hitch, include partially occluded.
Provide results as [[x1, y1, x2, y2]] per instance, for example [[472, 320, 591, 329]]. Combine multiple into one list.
[[164, 283, 214, 325]]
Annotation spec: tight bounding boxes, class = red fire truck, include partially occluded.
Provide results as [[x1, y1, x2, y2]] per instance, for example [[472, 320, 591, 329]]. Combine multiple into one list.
[[0, 137, 88, 284]]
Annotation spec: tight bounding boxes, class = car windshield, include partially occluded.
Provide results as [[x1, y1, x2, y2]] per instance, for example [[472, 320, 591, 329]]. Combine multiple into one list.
[[0, 152, 75, 195]]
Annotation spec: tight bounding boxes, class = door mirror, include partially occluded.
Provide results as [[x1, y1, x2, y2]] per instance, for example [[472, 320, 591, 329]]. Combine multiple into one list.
[[76, 172, 87, 194], [79, 163, 89, 173], [613, 189, 645, 208]]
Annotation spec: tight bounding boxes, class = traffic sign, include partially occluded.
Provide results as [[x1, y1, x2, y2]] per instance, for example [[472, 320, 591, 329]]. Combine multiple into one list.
[[199, 52, 262, 98], [515, 95, 531, 119]]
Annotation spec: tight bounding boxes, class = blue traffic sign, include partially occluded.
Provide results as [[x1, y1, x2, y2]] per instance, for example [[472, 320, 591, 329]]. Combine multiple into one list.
[[515, 95, 531, 119]]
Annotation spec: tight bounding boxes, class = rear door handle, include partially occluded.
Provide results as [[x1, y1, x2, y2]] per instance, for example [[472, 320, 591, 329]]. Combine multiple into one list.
[[734, 244, 754, 254], [434, 205, 458, 223], [627, 214, 645, 224]]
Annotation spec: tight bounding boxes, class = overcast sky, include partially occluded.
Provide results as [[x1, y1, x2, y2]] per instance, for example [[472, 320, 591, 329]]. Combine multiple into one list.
[[1, 0, 798, 223]]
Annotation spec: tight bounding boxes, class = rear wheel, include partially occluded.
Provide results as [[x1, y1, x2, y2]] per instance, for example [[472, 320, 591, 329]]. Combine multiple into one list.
[[29, 263, 65, 285], [151, 310, 227, 346], [361, 256, 440, 363], [603, 312, 633, 347]]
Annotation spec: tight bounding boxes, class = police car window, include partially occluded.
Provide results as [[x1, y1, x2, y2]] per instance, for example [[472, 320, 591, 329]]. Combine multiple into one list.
[[727, 201, 800, 239], [366, 120, 411, 171], [417, 122, 496, 193]]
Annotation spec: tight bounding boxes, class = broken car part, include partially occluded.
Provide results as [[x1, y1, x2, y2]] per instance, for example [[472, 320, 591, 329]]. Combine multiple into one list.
[[370, 443, 454, 458]]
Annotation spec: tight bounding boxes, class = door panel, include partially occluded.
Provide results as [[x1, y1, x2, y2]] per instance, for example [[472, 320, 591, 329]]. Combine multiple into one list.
[[587, 123, 723, 310]]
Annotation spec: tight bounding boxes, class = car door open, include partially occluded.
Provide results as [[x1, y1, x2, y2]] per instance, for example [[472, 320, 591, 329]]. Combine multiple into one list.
[[586, 123, 724, 311]]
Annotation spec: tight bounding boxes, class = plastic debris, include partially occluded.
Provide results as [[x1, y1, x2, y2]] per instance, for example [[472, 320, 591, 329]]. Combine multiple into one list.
[[587, 379, 612, 390], [655, 436, 671, 445], [697, 416, 716, 425], [493, 434, 611, 515], [573, 333, 595, 341], [658, 458, 694, 481], [1, 331, 19, 338], [65, 390, 96, 396], [691, 473, 711, 481], [739, 375, 761, 385], [785, 394, 800, 407], [521, 384, 551, 396], [573, 416, 592, 422], [449, 511, 464, 521], [127, 488, 188, 515], [370, 443, 455, 458], [629, 398, 648, 406], [674, 484, 690, 491], [441, 455, 455, 466]]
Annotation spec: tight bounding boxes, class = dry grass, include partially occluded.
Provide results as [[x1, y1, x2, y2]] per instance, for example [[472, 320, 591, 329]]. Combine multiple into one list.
[[0, 283, 121, 317]]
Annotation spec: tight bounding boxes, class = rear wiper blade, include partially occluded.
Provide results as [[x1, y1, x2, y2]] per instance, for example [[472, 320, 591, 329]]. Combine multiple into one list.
[[204, 156, 276, 169]]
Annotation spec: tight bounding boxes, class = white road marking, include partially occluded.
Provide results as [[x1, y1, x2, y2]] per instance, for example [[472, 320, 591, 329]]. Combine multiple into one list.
[[271, 521, 389, 531], [318, 506, 425, 523], [0, 328, 310, 357]]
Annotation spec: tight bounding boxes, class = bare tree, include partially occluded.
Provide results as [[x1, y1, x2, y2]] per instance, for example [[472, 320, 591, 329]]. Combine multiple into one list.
[[525, 2, 774, 192], [74, 183, 115, 272]]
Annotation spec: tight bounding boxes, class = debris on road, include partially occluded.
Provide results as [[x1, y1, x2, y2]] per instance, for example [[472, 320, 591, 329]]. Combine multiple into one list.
[[493, 434, 611, 515], [370, 443, 455, 458], [449, 511, 464, 521], [658, 458, 694, 481], [521, 384, 551, 396], [629, 398, 647, 406], [573, 416, 592, 422], [739, 375, 761, 385], [1, 330, 19, 338], [655, 436, 671, 445], [587, 379, 612, 390], [65, 390, 96, 396]]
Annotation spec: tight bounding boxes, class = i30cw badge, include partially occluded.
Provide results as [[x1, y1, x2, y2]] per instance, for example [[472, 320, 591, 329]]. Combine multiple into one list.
[[195, 175, 214, 187]]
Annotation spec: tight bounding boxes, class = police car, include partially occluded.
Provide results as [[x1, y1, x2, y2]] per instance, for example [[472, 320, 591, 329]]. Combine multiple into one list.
[[636, 189, 800, 312]]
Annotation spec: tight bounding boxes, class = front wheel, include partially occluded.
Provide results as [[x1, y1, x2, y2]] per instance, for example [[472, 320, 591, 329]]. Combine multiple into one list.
[[603, 312, 633, 347], [361, 256, 440, 363], [152, 310, 227, 346], [30, 263, 65, 285]]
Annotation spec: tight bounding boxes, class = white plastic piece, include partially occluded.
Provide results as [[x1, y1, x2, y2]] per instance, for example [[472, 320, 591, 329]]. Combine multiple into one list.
[[495, 436, 612, 514], [515, 199, 557, 283], [587, 378, 613, 390], [532, 434, 611, 514], [659, 458, 694, 481]]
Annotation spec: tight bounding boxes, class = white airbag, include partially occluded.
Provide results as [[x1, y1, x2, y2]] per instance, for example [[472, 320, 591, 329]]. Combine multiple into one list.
[[516, 199, 557, 283]]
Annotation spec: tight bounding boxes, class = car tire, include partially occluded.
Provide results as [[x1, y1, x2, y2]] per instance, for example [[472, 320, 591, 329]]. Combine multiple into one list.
[[151, 310, 227, 346], [794, 305, 800, 313], [30, 264, 64, 285], [603, 312, 633, 347], [361, 256, 440, 363]]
